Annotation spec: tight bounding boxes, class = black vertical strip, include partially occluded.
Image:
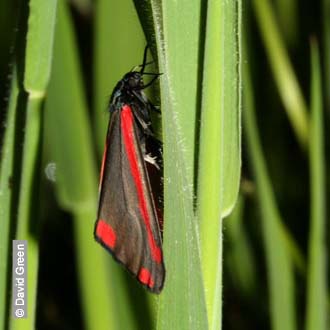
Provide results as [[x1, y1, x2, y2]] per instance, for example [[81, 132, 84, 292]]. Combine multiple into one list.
[[0, 0, 24, 152], [193, 0, 208, 205]]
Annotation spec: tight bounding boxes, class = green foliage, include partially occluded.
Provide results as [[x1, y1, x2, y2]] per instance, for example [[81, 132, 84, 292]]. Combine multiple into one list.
[[305, 39, 327, 330], [252, 0, 309, 148], [0, 70, 19, 330], [244, 41, 297, 330], [0, 0, 328, 329]]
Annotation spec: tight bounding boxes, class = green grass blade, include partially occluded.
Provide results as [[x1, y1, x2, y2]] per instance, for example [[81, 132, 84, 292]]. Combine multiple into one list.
[[24, 0, 57, 94], [150, 1, 208, 329], [252, 0, 309, 148], [45, 2, 137, 329], [279, 221, 306, 275], [45, 3, 95, 211], [197, 1, 241, 327], [0, 70, 19, 330], [220, 0, 242, 217], [11, 97, 43, 330], [243, 38, 297, 330], [305, 39, 328, 330], [158, 0, 201, 184], [225, 195, 256, 296], [323, 0, 330, 108], [93, 0, 145, 154], [157, 146, 208, 330], [10, 0, 58, 328], [274, 0, 298, 46]]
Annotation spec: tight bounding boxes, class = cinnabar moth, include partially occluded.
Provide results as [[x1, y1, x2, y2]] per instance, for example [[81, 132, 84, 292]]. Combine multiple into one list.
[[94, 47, 165, 293]]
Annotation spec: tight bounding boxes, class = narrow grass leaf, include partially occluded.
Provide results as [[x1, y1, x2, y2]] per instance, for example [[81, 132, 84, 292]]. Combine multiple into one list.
[[323, 0, 330, 109], [11, 0, 58, 328], [11, 96, 43, 330], [157, 0, 201, 183], [243, 38, 297, 330], [279, 221, 306, 275], [45, 0, 95, 211], [24, 0, 57, 93], [305, 39, 328, 330], [156, 90, 208, 330], [198, 1, 241, 327], [274, 0, 298, 46], [0, 70, 19, 330], [252, 0, 309, 148], [151, 1, 208, 329]]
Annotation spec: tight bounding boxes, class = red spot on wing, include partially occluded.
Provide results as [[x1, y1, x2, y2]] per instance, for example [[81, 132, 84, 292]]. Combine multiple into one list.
[[138, 267, 155, 288], [121, 105, 162, 264], [96, 219, 116, 249]]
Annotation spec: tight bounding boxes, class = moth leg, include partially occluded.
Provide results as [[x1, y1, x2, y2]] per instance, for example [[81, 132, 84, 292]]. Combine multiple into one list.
[[130, 102, 154, 136], [144, 153, 160, 170], [150, 103, 161, 114]]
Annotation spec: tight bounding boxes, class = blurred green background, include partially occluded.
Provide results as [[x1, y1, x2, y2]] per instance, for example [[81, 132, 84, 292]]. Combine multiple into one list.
[[0, 0, 328, 329]]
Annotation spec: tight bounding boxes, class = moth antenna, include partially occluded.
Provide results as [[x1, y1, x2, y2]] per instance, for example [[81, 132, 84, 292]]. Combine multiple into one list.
[[140, 45, 149, 74]]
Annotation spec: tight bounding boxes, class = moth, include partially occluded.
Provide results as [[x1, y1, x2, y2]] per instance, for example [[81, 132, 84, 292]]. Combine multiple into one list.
[[94, 47, 165, 293]]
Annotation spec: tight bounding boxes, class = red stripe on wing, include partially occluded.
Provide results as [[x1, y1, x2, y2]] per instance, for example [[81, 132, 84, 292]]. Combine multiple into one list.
[[121, 105, 162, 264], [138, 267, 155, 288], [95, 219, 117, 249], [99, 140, 109, 189]]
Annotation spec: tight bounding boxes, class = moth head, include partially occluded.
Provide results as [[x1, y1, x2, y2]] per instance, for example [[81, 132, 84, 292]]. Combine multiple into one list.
[[123, 72, 144, 90]]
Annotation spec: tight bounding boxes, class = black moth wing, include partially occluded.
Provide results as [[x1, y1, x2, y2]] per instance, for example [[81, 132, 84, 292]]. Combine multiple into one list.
[[94, 105, 165, 293]]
